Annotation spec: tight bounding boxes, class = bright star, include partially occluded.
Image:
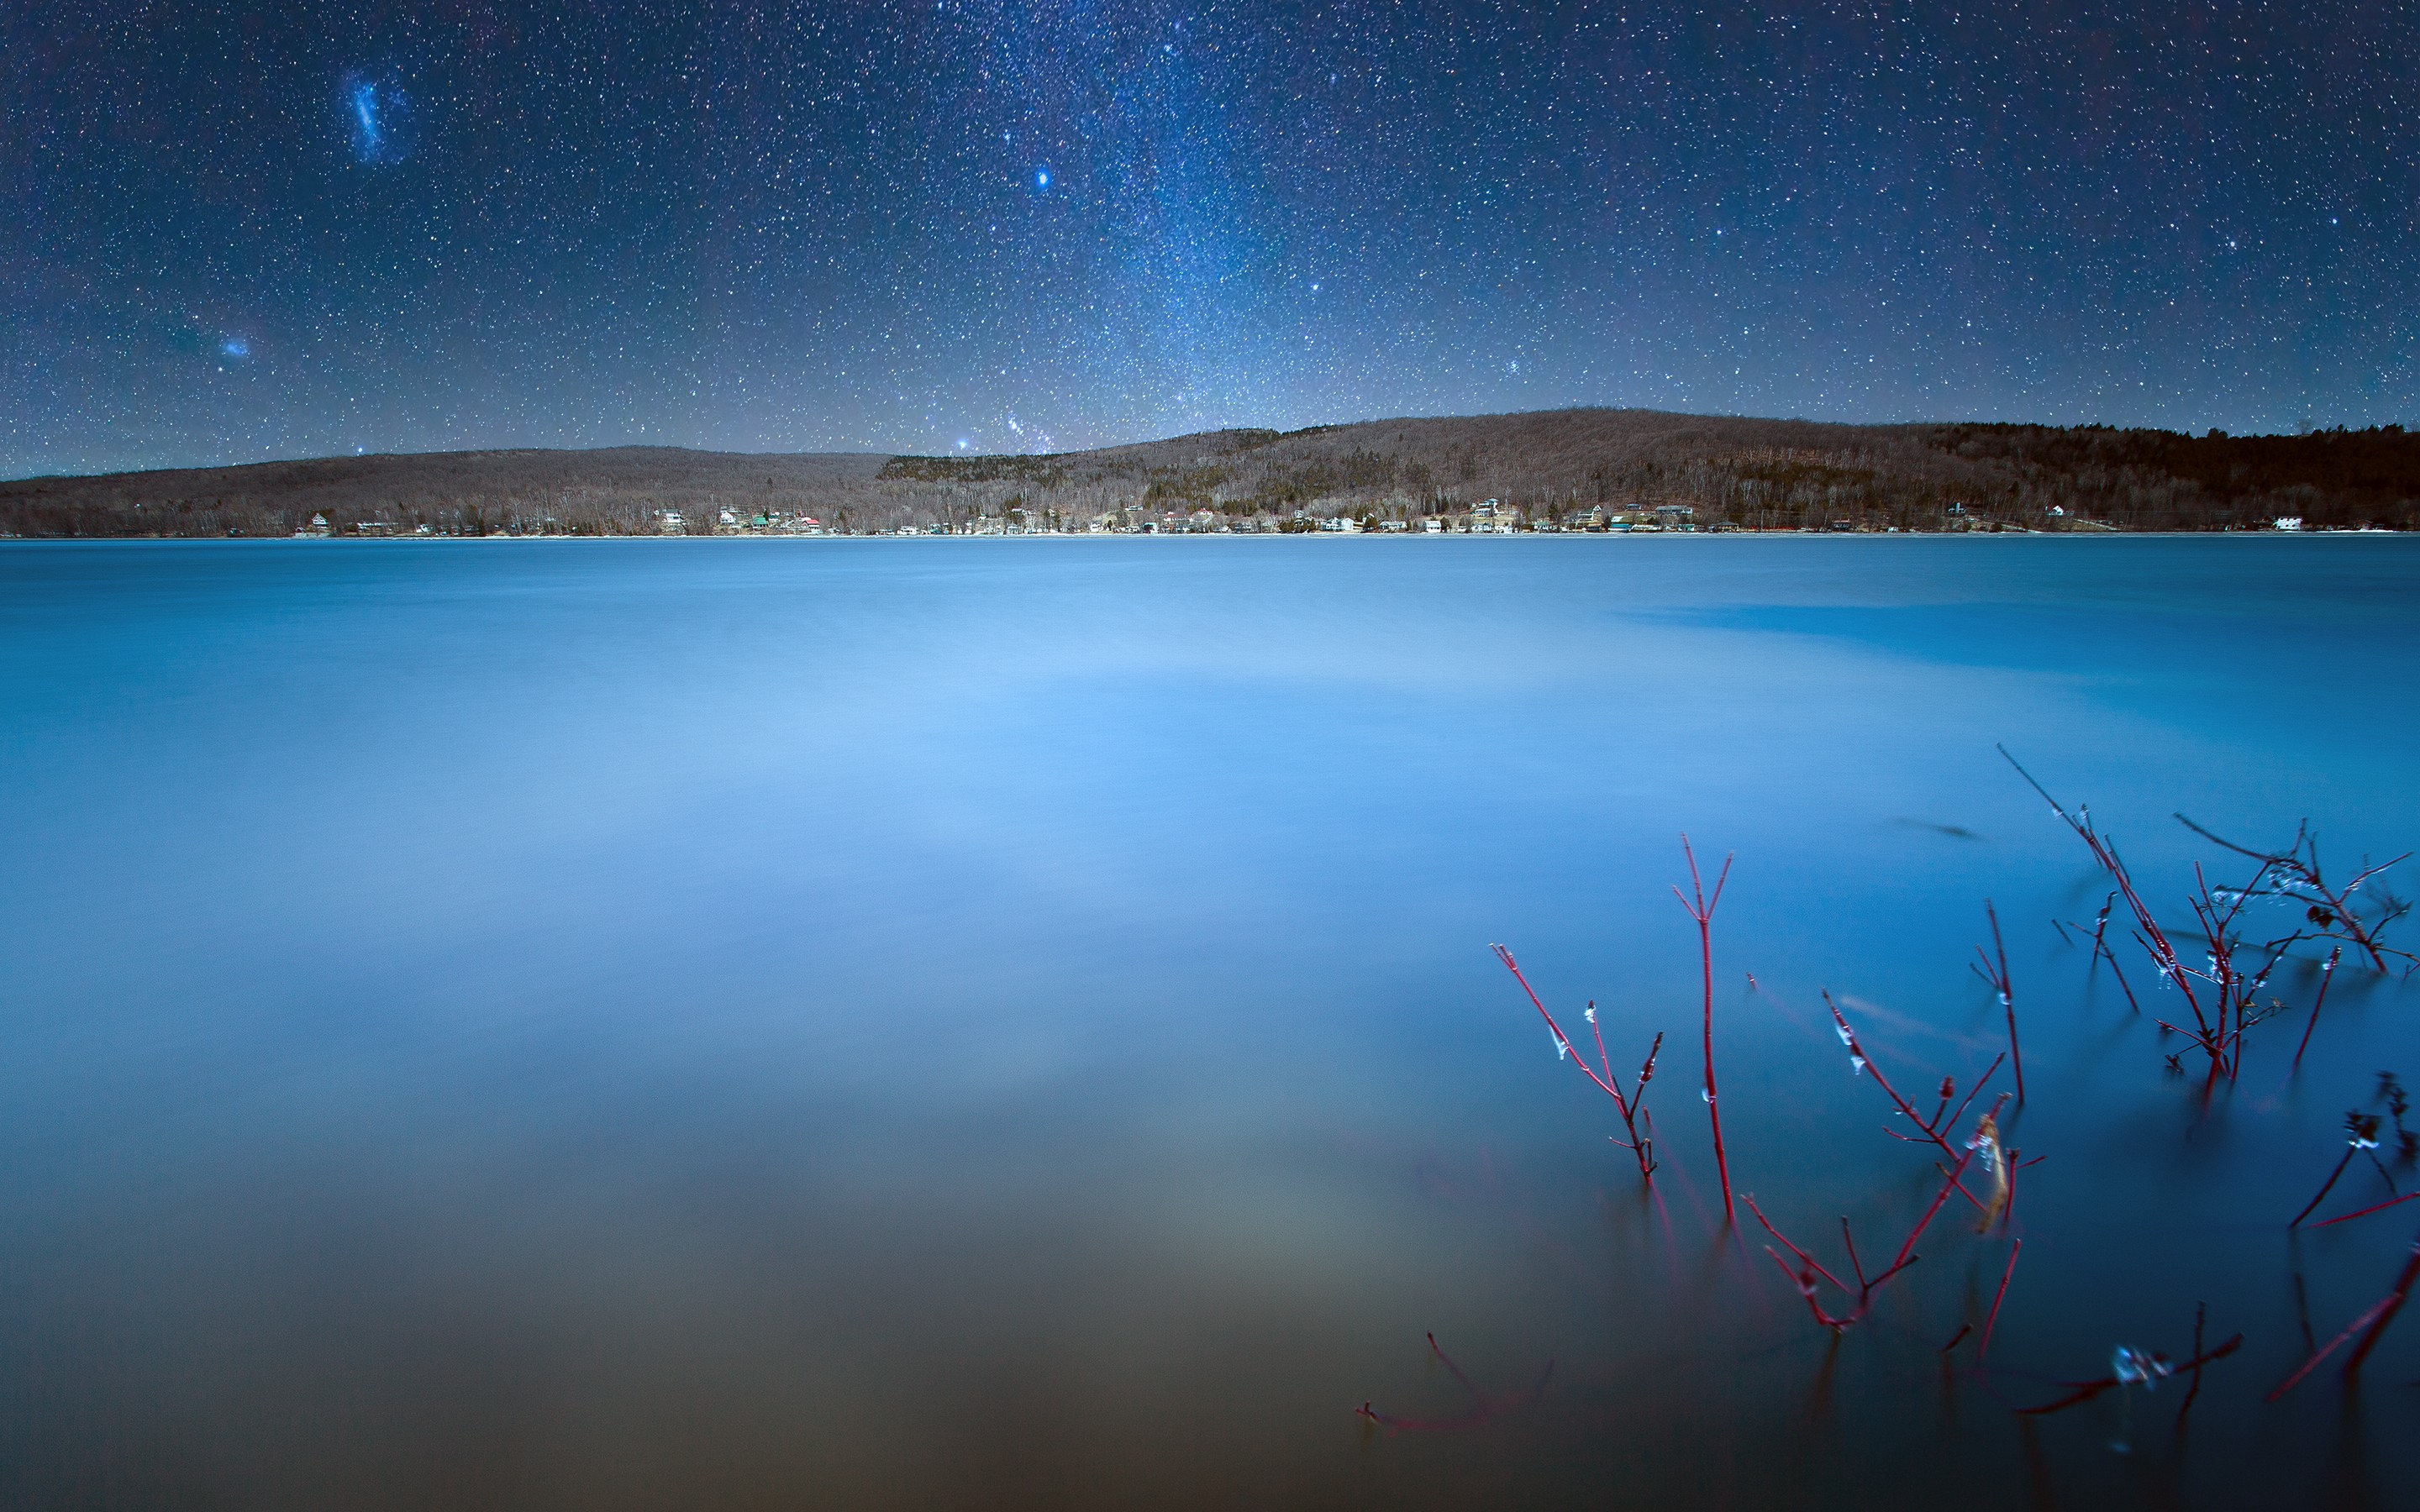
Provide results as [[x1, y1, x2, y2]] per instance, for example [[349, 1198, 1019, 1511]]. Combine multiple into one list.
[[1034, 167, 1050, 189]]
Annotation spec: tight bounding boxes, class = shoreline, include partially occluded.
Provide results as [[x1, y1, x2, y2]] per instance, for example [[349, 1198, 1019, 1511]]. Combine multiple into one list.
[[2, 528, 2406, 545]]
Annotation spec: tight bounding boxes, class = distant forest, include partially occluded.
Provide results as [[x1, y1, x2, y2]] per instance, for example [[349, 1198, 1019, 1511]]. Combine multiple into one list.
[[5, 410, 2415, 537]]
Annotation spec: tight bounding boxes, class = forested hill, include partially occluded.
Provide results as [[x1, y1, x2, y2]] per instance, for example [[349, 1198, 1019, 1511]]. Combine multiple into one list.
[[5, 412, 2415, 537]]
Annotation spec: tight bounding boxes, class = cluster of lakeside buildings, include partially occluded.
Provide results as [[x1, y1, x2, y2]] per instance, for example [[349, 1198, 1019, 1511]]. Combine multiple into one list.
[[1078, 500, 1705, 535], [292, 500, 1707, 538], [638, 500, 1713, 538], [284, 501, 2358, 539]]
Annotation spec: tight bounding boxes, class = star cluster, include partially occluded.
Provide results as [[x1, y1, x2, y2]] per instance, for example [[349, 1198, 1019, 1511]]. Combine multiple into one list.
[[4, 1, 2414, 476]]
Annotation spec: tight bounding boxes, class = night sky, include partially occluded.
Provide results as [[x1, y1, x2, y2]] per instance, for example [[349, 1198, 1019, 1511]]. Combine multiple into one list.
[[6, 2, 2415, 478]]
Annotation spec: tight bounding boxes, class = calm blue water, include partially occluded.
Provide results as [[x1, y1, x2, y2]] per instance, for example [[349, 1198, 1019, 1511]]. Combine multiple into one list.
[[2, 536, 2416, 1509]]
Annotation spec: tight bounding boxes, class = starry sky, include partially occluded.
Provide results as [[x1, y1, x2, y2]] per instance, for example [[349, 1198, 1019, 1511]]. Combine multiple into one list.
[[4, 1, 2415, 477]]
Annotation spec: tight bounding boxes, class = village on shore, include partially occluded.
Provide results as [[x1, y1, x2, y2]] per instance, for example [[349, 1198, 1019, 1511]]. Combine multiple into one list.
[[285, 495, 2346, 538]]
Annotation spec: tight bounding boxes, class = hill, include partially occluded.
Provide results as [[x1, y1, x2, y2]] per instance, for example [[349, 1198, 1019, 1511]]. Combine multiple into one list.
[[4, 411, 2415, 536]]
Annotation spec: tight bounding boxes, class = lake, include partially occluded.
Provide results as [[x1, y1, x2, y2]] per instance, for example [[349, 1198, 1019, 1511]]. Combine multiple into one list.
[[3, 535, 2416, 1509]]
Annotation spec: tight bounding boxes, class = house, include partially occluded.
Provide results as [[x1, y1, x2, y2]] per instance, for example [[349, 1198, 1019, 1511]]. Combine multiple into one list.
[[1654, 504, 1694, 528], [657, 511, 685, 534], [302, 512, 331, 537], [1423, 517, 1444, 533], [2275, 516, 2305, 532]]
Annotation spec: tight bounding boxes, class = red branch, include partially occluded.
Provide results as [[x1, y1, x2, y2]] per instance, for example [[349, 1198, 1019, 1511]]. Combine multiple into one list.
[[2292, 945, 2343, 1072], [1972, 900, 2023, 1101], [1822, 991, 2001, 1212], [2018, 1335, 2243, 1415], [2179, 1302, 2210, 1421], [2176, 813, 2412, 975], [2267, 1235, 2420, 1399], [1675, 835, 1735, 1223], [2310, 1189, 2420, 1230], [1493, 945, 1664, 1178], [1745, 1147, 1975, 1333], [2002, 748, 2228, 1072], [2289, 1146, 2359, 1229], [1979, 1239, 2022, 1365]]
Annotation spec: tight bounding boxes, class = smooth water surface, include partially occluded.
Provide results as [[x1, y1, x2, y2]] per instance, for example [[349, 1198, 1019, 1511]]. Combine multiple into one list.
[[3, 536, 2417, 1509]]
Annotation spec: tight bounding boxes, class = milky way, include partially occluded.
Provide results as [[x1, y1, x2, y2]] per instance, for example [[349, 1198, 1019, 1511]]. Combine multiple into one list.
[[4, 1, 2414, 476]]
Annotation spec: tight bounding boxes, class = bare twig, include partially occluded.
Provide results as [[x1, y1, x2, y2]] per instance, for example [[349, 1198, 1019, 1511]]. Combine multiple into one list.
[[1980, 1240, 2021, 1366], [2310, 1190, 2420, 1230], [2291, 1111, 2385, 1227], [2341, 1237, 2420, 1376], [2291, 1147, 2360, 1229], [2175, 813, 2413, 974], [2019, 1334, 2242, 1415], [2291, 945, 2343, 1072], [2266, 1235, 2420, 1399], [1745, 1148, 1976, 1333], [1493, 945, 1664, 1178], [1675, 835, 1735, 1223], [2178, 1302, 2209, 1422], [1972, 900, 2023, 1101], [2002, 748, 2217, 1069], [1823, 991, 2001, 1211]]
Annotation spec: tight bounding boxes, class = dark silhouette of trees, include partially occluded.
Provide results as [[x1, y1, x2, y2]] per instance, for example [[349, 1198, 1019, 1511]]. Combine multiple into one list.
[[7, 414, 2414, 538]]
